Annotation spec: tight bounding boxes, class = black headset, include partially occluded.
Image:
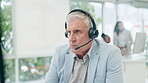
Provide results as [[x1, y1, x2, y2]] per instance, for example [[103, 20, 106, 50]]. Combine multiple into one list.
[[65, 9, 99, 39]]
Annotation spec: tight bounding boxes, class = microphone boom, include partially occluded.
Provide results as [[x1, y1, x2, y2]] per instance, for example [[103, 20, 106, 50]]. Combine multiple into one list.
[[75, 37, 95, 50]]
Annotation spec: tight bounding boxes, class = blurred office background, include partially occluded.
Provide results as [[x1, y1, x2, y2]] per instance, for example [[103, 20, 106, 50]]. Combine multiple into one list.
[[0, 0, 148, 83]]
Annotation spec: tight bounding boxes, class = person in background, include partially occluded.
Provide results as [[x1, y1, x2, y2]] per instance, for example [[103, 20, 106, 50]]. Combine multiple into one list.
[[45, 9, 123, 83], [101, 33, 110, 43], [113, 21, 133, 56]]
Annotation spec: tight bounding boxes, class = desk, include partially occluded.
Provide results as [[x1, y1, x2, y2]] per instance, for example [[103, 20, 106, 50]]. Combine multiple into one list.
[[122, 55, 148, 83]]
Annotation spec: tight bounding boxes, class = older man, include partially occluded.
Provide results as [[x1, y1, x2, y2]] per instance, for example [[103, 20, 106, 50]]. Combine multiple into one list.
[[45, 9, 123, 83]]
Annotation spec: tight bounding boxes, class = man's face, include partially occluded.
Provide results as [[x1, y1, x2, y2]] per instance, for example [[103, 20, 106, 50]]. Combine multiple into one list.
[[67, 17, 92, 55]]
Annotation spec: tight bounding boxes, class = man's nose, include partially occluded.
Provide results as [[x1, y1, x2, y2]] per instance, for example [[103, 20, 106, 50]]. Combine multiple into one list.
[[69, 33, 76, 42]]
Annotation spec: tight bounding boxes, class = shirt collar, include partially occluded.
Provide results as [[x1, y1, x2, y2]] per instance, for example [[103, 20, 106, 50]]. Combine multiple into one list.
[[71, 40, 94, 60]]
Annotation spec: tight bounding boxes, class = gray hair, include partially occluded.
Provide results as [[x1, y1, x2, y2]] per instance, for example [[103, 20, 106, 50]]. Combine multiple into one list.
[[66, 11, 93, 29]]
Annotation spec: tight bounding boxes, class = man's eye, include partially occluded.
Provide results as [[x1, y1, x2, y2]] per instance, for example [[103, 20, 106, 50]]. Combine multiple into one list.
[[75, 30, 81, 33], [68, 31, 71, 34]]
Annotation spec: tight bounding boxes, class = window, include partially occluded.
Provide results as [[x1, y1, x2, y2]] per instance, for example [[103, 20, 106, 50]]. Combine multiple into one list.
[[1, 0, 14, 82], [141, 8, 148, 35], [1, 0, 53, 82], [117, 3, 148, 53], [5, 59, 15, 83], [19, 56, 52, 82], [117, 3, 142, 41], [1, 0, 13, 55]]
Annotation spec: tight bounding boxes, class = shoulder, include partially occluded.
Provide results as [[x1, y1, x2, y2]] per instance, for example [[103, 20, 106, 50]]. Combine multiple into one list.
[[99, 41, 120, 52], [99, 41, 121, 59], [52, 44, 70, 62], [94, 40, 122, 66], [52, 44, 70, 68], [96, 41, 121, 58]]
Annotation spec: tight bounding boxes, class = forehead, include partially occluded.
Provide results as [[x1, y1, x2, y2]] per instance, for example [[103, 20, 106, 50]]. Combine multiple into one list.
[[67, 17, 88, 30], [68, 17, 84, 23], [118, 22, 123, 25]]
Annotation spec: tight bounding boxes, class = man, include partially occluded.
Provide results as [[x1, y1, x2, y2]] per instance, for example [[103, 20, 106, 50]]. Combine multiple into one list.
[[45, 9, 123, 83]]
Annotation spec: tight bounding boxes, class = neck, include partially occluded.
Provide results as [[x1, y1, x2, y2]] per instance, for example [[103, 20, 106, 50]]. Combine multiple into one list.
[[76, 48, 90, 59], [76, 40, 93, 59]]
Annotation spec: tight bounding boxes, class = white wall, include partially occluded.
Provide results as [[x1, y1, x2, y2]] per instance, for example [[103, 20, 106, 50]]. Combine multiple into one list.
[[14, 0, 69, 57]]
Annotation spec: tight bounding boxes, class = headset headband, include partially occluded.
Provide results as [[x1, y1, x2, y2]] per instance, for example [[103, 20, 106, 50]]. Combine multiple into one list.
[[65, 9, 96, 30]]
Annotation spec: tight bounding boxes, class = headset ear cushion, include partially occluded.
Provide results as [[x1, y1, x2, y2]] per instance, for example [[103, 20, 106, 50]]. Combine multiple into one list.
[[94, 30, 99, 37], [89, 28, 95, 38], [65, 31, 68, 38], [89, 28, 99, 38]]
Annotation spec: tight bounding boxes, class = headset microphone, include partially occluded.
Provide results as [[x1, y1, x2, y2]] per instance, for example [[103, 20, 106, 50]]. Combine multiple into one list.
[[75, 36, 95, 50]]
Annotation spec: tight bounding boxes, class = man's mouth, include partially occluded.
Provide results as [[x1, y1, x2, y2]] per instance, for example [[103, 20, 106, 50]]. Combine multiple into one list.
[[71, 44, 77, 48]]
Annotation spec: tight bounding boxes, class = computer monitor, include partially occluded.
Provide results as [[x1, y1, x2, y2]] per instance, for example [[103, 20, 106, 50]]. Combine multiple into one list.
[[133, 32, 146, 54]]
